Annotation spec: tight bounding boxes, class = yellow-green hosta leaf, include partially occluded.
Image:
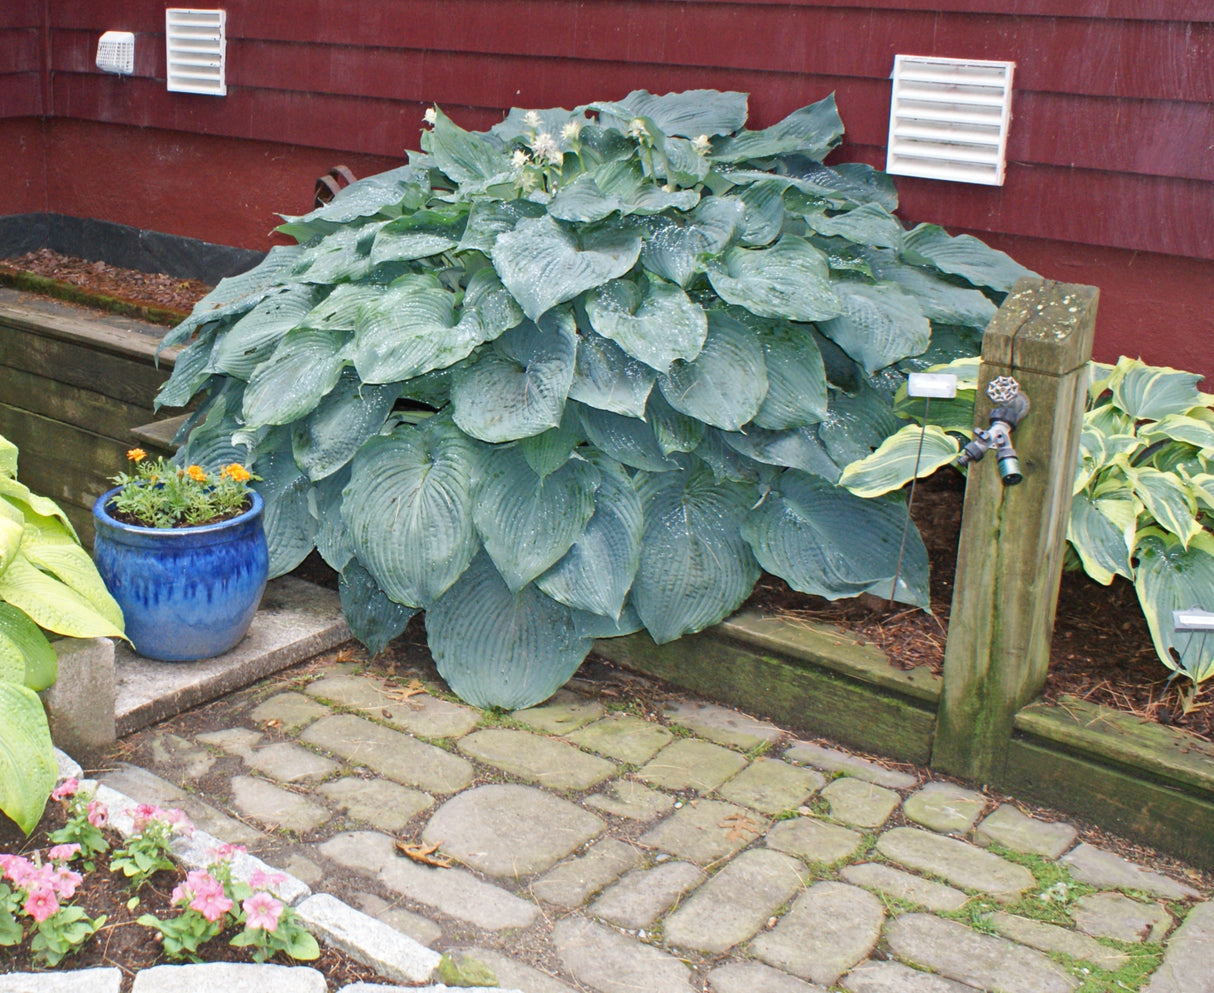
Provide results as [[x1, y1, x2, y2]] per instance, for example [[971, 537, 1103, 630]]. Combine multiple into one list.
[[19, 536, 124, 633], [839, 425, 960, 499], [1123, 465, 1201, 548], [0, 602, 57, 691], [0, 434, 16, 478], [0, 498, 23, 580], [0, 681, 57, 834], [1189, 473, 1214, 513], [1067, 493, 1137, 586], [1110, 358, 1205, 421], [0, 558, 125, 640], [0, 477, 77, 541], [1141, 413, 1214, 452], [1134, 529, 1214, 685]]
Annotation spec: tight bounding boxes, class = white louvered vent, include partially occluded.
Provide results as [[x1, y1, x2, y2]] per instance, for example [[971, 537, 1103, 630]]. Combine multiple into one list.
[[886, 55, 1015, 186], [166, 8, 227, 96]]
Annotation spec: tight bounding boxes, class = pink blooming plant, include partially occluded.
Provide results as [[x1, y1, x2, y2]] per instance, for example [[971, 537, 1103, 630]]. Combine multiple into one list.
[[47, 843, 81, 863], [21, 885, 60, 923], [50, 778, 79, 801], [86, 800, 108, 828], [242, 891, 283, 931]]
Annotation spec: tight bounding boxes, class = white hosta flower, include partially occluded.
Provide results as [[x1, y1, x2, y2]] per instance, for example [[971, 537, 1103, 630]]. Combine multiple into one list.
[[627, 118, 649, 140], [423, 107, 437, 126], [523, 109, 542, 129], [532, 132, 564, 166], [692, 133, 711, 155], [511, 149, 530, 169], [561, 119, 583, 142]]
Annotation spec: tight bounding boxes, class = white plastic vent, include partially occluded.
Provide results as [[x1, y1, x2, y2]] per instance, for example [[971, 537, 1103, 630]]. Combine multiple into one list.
[[886, 55, 1015, 187], [165, 8, 227, 96], [96, 31, 135, 75]]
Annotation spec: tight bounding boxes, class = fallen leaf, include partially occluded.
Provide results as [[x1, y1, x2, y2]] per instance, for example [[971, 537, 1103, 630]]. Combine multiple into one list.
[[395, 840, 452, 868], [383, 678, 427, 704], [719, 812, 761, 841]]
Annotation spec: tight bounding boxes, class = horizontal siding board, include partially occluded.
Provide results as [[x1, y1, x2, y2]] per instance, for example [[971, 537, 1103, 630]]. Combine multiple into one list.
[[0, 3, 40, 31], [0, 76, 41, 117], [0, 27, 38, 71]]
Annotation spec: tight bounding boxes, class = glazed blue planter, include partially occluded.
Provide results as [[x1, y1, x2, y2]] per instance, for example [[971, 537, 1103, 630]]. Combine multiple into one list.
[[92, 487, 269, 662]]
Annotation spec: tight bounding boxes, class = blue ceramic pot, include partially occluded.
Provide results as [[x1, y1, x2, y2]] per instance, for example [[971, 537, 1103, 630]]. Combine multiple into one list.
[[92, 487, 269, 662]]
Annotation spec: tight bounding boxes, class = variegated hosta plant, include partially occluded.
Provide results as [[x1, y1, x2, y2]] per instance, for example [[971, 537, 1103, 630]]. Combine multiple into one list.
[[156, 89, 1027, 709]]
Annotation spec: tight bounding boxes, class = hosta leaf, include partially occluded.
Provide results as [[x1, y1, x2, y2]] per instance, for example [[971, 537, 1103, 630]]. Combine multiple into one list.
[[865, 252, 997, 329], [0, 602, 57, 691], [803, 203, 903, 251], [457, 199, 546, 254], [0, 559, 124, 639], [423, 107, 510, 186], [1067, 494, 1137, 586], [902, 224, 1035, 293], [537, 457, 642, 619], [640, 197, 744, 287], [277, 164, 426, 235], [1134, 530, 1214, 684], [369, 207, 466, 265], [707, 236, 841, 323], [548, 174, 627, 224], [632, 468, 759, 643], [819, 282, 931, 375], [254, 445, 318, 578], [426, 551, 593, 710], [340, 558, 418, 656], [352, 274, 486, 384], [463, 265, 525, 341], [648, 392, 706, 455], [156, 333, 218, 410], [343, 417, 481, 607], [1124, 465, 1201, 548], [838, 425, 961, 498], [18, 511, 123, 630], [575, 601, 644, 640], [1110, 359, 1205, 421], [519, 406, 584, 478], [753, 320, 829, 430], [474, 446, 600, 591], [741, 471, 928, 607], [176, 387, 249, 468], [570, 330, 656, 418], [0, 435, 15, 478], [658, 312, 767, 431], [242, 328, 347, 429], [732, 179, 791, 247], [723, 426, 841, 482], [0, 682, 56, 834], [313, 467, 355, 574], [291, 224, 379, 284], [585, 277, 708, 373], [710, 94, 844, 163], [491, 215, 642, 322], [297, 283, 383, 332], [0, 498, 21, 580], [578, 405, 679, 472], [818, 384, 901, 467], [209, 285, 319, 380], [591, 89, 748, 138], [452, 314, 578, 443], [698, 428, 766, 483], [291, 369, 400, 481]]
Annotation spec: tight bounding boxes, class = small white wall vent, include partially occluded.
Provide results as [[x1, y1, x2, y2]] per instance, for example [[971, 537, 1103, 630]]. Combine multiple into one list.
[[165, 8, 227, 96], [96, 31, 135, 75], [886, 55, 1015, 187]]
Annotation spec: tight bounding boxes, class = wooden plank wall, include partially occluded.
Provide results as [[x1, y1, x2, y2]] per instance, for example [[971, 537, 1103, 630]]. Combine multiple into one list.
[[0, 1, 42, 118]]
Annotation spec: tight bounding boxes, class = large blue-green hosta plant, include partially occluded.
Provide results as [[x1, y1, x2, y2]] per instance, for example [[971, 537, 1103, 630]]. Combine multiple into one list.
[[157, 90, 1030, 709]]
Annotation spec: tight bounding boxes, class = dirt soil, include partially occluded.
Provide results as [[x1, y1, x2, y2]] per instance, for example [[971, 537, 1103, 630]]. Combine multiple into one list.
[[6, 251, 1208, 740]]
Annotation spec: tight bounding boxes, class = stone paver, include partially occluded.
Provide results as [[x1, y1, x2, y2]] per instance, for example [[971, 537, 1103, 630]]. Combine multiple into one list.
[[0, 969, 122, 993], [231, 775, 331, 834], [884, 913, 1078, 993], [751, 881, 884, 986], [355, 892, 443, 948], [666, 848, 808, 954], [640, 799, 763, 864], [901, 782, 986, 835], [975, 804, 1078, 859], [876, 827, 1036, 901], [129, 963, 326, 993], [716, 757, 825, 815], [212, 732, 340, 784], [530, 838, 641, 909], [458, 728, 616, 791], [584, 780, 675, 821], [454, 946, 579, 993], [321, 831, 538, 931], [663, 700, 783, 750], [1073, 891, 1173, 943], [302, 713, 474, 792], [1063, 843, 1201, 900], [708, 961, 827, 993], [985, 911, 1129, 971], [568, 713, 673, 764], [304, 674, 480, 738], [250, 690, 330, 731], [1144, 901, 1214, 993], [513, 690, 605, 733], [820, 777, 900, 828], [555, 918, 694, 993], [783, 741, 917, 789], [767, 815, 863, 864], [591, 861, 707, 929], [840, 862, 970, 912], [149, 732, 216, 780], [423, 784, 603, 878], [319, 776, 433, 832], [841, 960, 978, 993], [640, 739, 749, 792]]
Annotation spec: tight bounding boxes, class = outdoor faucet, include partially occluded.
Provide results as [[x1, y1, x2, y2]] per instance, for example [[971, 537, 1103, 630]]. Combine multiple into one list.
[[955, 376, 1030, 485]]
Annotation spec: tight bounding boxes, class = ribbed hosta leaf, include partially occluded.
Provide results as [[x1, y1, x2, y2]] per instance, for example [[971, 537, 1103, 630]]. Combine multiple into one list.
[[519, 406, 583, 478], [819, 282, 931, 375], [1142, 414, 1214, 452], [658, 312, 767, 431], [277, 165, 426, 236], [640, 197, 744, 287], [0, 559, 124, 639], [585, 277, 708, 373], [314, 467, 355, 573], [424, 107, 510, 186], [300, 283, 386, 332], [723, 426, 840, 481], [491, 215, 642, 322], [865, 251, 996, 329], [838, 424, 960, 498], [648, 392, 706, 455], [804, 203, 904, 251], [291, 369, 400, 480], [457, 199, 546, 254], [255, 445, 318, 578], [570, 330, 656, 418], [0, 602, 56, 690], [463, 265, 525, 341], [1135, 531, 1214, 684], [1109, 358, 1205, 421], [157, 332, 218, 410], [819, 385, 901, 467], [369, 206, 466, 265], [537, 457, 642, 619], [1125, 465, 1201, 547], [209, 285, 318, 380], [352, 274, 485, 384], [0, 682, 56, 834], [590, 89, 748, 138], [473, 446, 600, 591], [291, 224, 378, 284], [742, 470, 928, 607], [710, 94, 843, 163], [752, 320, 828, 430], [707, 236, 841, 322], [549, 175, 627, 225], [18, 510, 123, 630], [732, 179, 790, 247], [342, 417, 481, 607], [575, 601, 644, 640], [242, 328, 348, 429], [1068, 493, 1137, 586], [427, 551, 593, 710], [578, 405, 679, 472], [452, 314, 577, 443], [340, 558, 418, 656], [902, 224, 1035, 293], [632, 468, 759, 643]]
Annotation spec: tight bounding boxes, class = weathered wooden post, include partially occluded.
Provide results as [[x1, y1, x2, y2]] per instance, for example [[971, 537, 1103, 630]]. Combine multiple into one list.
[[932, 278, 1098, 783]]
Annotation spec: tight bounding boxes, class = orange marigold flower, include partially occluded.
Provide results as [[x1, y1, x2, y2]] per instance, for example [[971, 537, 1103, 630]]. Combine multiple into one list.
[[186, 465, 208, 483], [127, 448, 147, 462], [222, 464, 252, 483]]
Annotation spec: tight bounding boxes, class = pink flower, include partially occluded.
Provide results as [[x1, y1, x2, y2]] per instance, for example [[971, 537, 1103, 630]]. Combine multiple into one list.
[[22, 885, 59, 923], [1, 856, 37, 887], [242, 891, 283, 931], [248, 869, 286, 891], [131, 803, 162, 832], [163, 809, 194, 836], [52, 866, 83, 899], [51, 778, 79, 801], [170, 880, 193, 906], [214, 843, 246, 860], [87, 800, 108, 827], [47, 843, 81, 863], [190, 887, 234, 923]]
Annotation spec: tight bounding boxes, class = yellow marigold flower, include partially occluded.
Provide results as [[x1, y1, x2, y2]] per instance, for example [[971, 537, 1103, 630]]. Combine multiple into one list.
[[127, 448, 147, 462], [186, 465, 208, 483], [222, 464, 252, 483]]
